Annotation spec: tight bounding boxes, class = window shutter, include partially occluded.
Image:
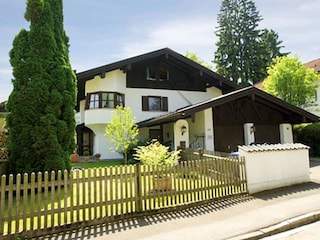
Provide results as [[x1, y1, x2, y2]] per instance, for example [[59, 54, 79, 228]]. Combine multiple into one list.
[[85, 94, 90, 109], [162, 97, 168, 111], [142, 96, 149, 111]]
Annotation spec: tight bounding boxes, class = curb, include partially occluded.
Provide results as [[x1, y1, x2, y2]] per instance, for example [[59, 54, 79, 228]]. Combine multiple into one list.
[[228, 210, 320, 240]]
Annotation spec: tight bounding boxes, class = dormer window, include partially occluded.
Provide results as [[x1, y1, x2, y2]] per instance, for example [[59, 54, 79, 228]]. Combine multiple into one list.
[[86, 92, 124, 109]]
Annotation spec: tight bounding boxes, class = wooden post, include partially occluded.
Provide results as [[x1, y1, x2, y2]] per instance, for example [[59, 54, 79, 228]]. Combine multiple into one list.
[[135, 163, 142, 213], [198, 148, 204, 160]]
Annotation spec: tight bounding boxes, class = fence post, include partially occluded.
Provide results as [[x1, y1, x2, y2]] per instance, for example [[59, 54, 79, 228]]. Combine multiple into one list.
[[135, 163, 143, 213], [198, 148, 204, 160]]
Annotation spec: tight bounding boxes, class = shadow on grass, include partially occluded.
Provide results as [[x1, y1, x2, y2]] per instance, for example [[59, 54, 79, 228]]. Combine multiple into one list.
[[41, 194, 254, 240]]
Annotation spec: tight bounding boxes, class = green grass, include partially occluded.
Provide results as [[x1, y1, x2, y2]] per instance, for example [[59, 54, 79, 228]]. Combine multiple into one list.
[[71, 159, 124, 169]]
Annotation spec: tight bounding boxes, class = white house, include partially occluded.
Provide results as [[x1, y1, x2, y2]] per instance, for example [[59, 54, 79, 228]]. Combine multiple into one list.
[[75, 48, 237, 159], [76, 48, 319, 159]]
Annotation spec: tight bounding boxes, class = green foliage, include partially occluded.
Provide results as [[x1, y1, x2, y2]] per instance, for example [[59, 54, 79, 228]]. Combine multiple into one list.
[[83, 151, 89, 156], [214, 0, 287, 86], [263, 56, 319, 108], [185, 51, 213, 69], [6, 0, 76, 175], [134, 140, 180, 166], [293, 123, 320, 157], [105, 106, 139, 165]]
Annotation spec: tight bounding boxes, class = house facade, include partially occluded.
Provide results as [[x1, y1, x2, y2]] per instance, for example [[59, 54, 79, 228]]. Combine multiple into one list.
[[76, 48, 319, 159], [76, 48, 237, 159]]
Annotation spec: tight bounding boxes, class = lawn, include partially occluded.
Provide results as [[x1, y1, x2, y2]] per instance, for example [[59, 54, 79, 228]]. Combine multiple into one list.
[[71, 159, 124, 169]]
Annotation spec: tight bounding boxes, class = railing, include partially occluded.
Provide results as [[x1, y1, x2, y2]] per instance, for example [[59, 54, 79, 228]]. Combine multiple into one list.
[[0, 154, 247, 239]]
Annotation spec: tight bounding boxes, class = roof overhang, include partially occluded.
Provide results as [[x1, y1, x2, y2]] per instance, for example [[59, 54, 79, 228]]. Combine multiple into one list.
[[138, 87, 320, 127]]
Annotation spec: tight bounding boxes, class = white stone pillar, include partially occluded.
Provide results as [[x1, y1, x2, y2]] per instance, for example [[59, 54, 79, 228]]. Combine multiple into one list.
[[280, 123, 293, 143], [244, 123, 255, 145], [174, 119, 189, 150], [204, 108, 214, 151]]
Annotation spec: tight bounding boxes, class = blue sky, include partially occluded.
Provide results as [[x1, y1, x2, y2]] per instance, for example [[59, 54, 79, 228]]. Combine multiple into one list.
[[1, 0, 320, 102]]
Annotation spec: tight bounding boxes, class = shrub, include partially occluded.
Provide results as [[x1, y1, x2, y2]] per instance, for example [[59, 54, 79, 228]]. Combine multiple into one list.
[[134, 140, 180, 166], [293, 123, 320, 157]]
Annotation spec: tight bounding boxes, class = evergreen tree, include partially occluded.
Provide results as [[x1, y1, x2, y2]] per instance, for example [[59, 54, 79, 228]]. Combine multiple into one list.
[[6, 0, 76, 174], [214, 0, 286, 86]]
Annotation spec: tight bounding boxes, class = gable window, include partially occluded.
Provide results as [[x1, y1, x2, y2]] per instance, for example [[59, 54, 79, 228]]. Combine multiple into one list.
[[142, 96, 168, 111], [146, 66, 169, 81], [159, 67, 169, 81], [86, 92, 125, 109], [146, 67, 156, 80]]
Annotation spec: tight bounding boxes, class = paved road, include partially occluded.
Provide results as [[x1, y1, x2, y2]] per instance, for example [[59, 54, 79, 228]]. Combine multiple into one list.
[[263, 220, 320, 239]]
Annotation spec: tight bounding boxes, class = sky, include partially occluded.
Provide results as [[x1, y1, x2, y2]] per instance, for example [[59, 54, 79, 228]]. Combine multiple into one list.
[[0, 0, 320, 103]]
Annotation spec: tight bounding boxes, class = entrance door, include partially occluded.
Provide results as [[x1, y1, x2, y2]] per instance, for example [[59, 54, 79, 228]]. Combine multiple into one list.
[[76, 125, 94, 155]]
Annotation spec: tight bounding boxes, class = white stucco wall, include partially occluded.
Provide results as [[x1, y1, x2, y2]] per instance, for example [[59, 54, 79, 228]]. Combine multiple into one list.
[[126, 87, 221, 122], [238, 144, 310, 194], [88, 124, 122, 159]]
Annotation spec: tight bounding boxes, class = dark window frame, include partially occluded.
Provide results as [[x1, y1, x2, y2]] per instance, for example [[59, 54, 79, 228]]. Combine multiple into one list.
[[86, 92, 125, 109], [146, 66, 170, 81], [142, 96, 168, 112]]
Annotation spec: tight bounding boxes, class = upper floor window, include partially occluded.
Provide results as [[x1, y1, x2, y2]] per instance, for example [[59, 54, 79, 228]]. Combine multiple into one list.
[[86, 92, 124, 109], [146, 67, 169, 81], [142, 96, 168, 111]]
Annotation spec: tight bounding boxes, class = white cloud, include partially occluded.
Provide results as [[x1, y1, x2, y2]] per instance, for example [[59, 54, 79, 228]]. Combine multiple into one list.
[[121, 17, 217, 63]]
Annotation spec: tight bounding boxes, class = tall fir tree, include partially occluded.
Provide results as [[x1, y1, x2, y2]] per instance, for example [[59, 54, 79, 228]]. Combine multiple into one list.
[[6, 0, 77, 174], [214, 0, 286, 86]]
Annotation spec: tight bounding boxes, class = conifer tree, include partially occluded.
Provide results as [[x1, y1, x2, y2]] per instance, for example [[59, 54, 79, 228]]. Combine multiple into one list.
[[6, 0, 76, 174], [214, 0, 286, 86]]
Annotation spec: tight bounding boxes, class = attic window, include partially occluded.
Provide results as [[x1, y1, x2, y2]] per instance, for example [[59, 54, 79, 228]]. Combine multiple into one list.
[[146, 67, 156, 80], [146, 67, 170, 81], [159, 67, 169, 81]]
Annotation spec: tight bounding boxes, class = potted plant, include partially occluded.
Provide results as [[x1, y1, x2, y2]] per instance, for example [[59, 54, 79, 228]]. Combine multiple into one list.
[[70, 152, 79, 163], [94, 153, 101, 161], [134, 140, 180, 191], [83, 150, 90, 162]]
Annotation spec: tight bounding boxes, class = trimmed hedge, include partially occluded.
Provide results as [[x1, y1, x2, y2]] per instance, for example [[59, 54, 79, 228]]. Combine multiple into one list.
[[293, 123, 320, 157]]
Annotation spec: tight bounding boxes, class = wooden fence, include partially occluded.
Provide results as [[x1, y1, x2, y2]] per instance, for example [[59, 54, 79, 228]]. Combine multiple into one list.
[[0, 153, 247, 239]]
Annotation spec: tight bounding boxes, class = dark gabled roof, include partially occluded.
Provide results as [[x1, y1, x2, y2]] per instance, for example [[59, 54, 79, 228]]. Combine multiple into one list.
[[76, 48, 239, 103], [138, 86, 320, 127]]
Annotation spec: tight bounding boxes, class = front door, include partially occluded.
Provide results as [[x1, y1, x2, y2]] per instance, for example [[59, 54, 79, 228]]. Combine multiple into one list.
[[76, 125, 94, 155]]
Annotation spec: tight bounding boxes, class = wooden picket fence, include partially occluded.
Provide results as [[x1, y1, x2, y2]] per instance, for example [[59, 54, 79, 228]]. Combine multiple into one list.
[[0, 153, 247, 239]]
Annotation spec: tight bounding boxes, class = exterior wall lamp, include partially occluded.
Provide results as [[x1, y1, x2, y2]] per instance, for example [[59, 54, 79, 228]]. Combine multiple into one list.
[[250, 126, 256, 134], [181, 125, 187, 135]]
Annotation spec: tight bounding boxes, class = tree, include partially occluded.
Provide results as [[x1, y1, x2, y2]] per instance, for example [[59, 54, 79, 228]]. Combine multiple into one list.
[[258, 29, 288, 79], [6, 0, 77, 174], [214, 0, 287, 86], [263, 56, 319, 108], [185, 51, 213, 69], [105, 106, 139, 165]]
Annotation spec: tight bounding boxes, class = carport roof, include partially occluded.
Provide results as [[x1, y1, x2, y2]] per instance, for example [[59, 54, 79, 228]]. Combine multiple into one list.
[[137, 86, 320, 127]]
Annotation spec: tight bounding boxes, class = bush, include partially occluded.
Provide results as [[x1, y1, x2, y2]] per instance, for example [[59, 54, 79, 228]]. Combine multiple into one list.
[[293, 123, 320, 157], [134, 140, 180, 165]]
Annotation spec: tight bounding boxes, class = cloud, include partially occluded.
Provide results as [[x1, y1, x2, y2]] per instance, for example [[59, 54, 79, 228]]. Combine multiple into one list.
[[121, 17, 217, 63]]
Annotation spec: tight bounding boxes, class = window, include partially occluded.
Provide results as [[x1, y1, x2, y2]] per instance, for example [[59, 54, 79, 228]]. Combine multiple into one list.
[[86, 92, 125, 109], [146, 67, 169, 81], [159, 67, 169, 81], [146, 67, 156, 80], [142, 96, 168, 111]]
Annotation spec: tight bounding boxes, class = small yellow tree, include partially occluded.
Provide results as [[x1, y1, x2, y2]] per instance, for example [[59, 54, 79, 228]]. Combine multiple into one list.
[[105, 106, 139, 164]]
